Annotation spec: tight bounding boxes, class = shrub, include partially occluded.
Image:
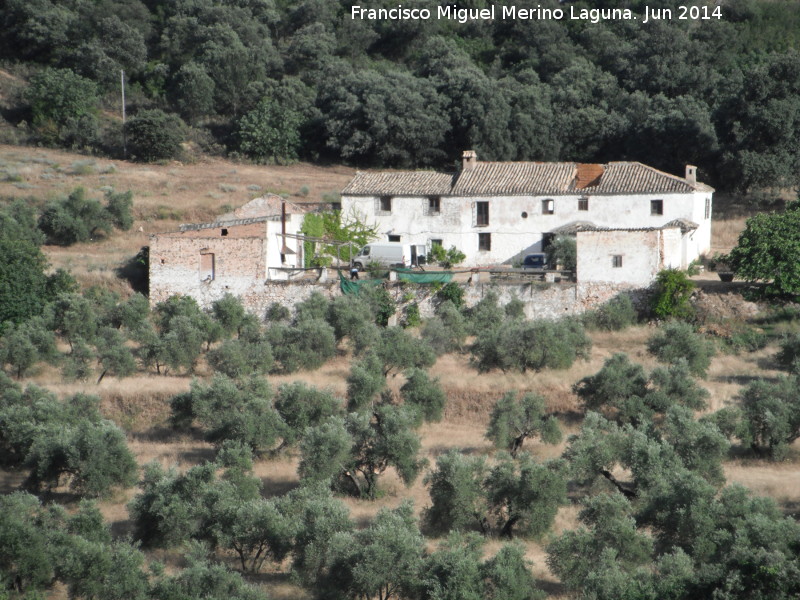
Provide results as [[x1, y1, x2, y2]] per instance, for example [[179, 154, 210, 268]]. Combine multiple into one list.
[[430, 245, 466, 269], [472, 318, 591, 373], [545, 235, 576, 271], [647, 321, 715, 378], [126, 109, 185, 162], [437, 282, 465, 309], [584, 294, 637, 331], [651, 269, 695, 320], [423, 300, 468, 355], [504, 296, 526, 320], [265, 302, 290, 322]]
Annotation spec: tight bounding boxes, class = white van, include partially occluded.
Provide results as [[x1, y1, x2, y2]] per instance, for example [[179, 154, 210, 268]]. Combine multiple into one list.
[[352, 243, 411, 270]]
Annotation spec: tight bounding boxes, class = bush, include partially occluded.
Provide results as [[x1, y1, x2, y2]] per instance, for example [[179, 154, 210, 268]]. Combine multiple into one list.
[[126, 109, 186, 162], [436, 282, 465, 309], [584, 294, 638, 331], [647, 321, 715, 378], [651, 269, 695, 320], [430, 245, 466, 269], [265, 302, 291, 322], [38, 188, 112, 245], [735, 377, 800, 459], [545, 235, 576, 271], [472, 317, 591, 373]]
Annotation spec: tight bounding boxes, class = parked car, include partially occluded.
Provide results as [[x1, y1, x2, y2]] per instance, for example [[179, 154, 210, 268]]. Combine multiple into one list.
[[522, 253, 548, 269]]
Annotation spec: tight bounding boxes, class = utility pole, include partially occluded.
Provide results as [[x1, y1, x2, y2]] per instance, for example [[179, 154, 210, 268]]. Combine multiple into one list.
[[121, 69, 127, 159]]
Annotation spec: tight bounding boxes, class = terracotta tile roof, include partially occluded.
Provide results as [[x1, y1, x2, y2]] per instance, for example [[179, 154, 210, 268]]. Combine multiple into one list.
[[342, 161, 713, 196], [342, 171, 455, 196], [574, 164, 604, 190], [453, 162, 576, 195]]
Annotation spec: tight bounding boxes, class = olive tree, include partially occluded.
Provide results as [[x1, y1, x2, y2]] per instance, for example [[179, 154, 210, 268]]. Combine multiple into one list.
[[486, 392, 562, 457]]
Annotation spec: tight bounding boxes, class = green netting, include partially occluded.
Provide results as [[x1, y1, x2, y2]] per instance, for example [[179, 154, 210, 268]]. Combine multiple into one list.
[[339, 271, 385, 295], [394, 268, 453, 283]]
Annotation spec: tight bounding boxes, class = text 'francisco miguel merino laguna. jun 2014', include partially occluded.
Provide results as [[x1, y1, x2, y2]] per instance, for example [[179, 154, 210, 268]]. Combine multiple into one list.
[[350, 4, 723, 24]]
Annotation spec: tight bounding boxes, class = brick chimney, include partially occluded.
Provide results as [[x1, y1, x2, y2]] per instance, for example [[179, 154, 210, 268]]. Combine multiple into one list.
[[685, 165, 697, 186], [462, 150, 477, 171]]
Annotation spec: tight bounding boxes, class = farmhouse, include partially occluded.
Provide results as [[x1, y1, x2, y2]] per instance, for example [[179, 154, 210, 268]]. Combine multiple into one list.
[[341, 151, 714, 281], [148, 195, 306, 306]]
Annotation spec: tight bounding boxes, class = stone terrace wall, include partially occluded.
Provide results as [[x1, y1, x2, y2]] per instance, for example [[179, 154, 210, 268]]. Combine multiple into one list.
[[150, 272, 641, 322]]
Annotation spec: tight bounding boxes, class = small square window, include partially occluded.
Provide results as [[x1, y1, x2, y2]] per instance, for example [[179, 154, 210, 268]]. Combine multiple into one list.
[[388, 235, 401, 242], [476, 201, 489, 226], [379, 196, 392, 213], [578, 198, 589, 211], [221, 228, 228, 236], [428, 196, 441, 214], [478, 232, 491, 251], [542, 199, 554, 215], [651, 199, 663, 215], [431, 239, 443, 248], [612, 255, 623, 268]]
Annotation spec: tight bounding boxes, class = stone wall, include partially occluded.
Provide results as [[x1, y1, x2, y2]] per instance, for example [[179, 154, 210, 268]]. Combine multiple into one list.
[[151, 269, 640, 323]]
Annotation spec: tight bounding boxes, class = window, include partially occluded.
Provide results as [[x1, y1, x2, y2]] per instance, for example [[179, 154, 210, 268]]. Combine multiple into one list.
[[478, 232, 491, 251], [705, 197, 711, 219], [388, 234, 401, 242], [612, 255, 623, 268], [430, 239, 443, 248], [521, 211, 528, 219], [378, 196, 392, 214], [651, 199, 663, 215], [221, 228, 228, 236], [578, 197, 589, 211], [542, 199, 554, 214], [476, 201, 489, 226], [200, 252, 215, 281], [428, 196, 441, 214]]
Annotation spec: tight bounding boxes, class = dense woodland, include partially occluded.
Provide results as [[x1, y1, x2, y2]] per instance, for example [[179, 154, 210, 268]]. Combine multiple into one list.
[[2, 0, 800, 192]]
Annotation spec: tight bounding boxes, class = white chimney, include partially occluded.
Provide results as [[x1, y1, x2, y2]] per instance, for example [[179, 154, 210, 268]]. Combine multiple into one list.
[[462, 150, 477, 171], [685, 165, 697, 186]]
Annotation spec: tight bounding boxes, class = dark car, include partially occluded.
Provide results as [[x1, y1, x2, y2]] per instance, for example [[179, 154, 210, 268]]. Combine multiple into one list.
[[522, 253, 548, 269]]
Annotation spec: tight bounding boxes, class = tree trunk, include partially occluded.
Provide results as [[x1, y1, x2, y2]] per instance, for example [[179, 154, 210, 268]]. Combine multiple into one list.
[[500, 515, 520, 538], [510, 433, 527, 458], [600, 469, 636, 499], [96, 368, 108, 385]]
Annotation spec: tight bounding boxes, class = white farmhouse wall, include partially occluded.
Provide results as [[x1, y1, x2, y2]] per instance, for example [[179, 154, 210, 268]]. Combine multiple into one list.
[[342, 190, 713, 267], [576, 230, 662, 287]]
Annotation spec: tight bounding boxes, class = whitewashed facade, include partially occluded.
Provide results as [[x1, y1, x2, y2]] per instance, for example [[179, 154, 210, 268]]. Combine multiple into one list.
[[341, 152, 713, 272]]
